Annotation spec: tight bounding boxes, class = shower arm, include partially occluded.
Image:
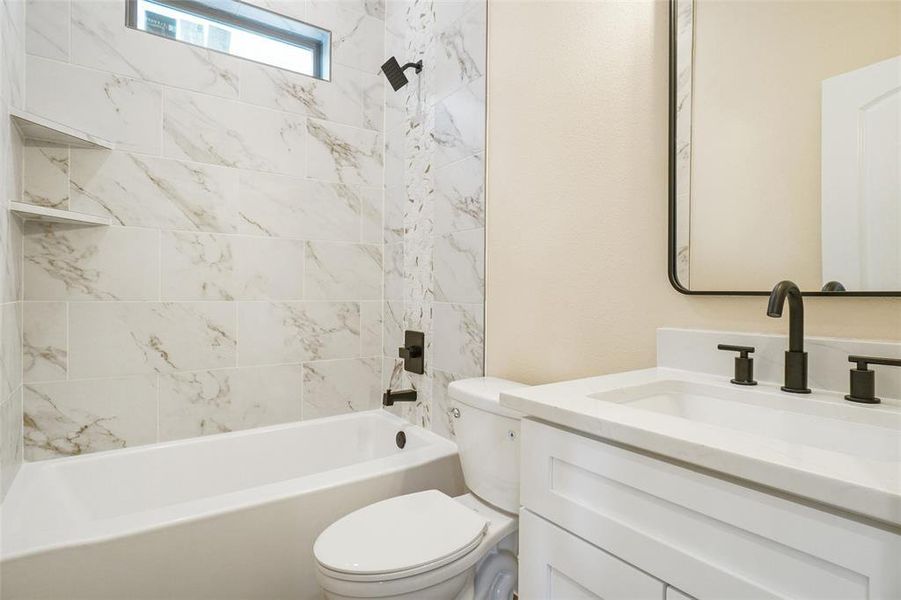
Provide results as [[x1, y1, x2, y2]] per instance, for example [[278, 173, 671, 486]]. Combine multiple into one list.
[[401, 60, 423, 74]]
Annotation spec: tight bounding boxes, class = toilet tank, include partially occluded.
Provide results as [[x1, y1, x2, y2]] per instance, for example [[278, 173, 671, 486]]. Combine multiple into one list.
[[448, 377, 528, 514]]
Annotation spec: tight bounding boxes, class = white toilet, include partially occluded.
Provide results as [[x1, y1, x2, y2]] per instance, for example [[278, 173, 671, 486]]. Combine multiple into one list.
[[313, 377, 527, 600]]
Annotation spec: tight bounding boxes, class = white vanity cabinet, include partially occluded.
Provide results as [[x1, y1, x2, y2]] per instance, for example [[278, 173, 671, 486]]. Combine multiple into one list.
[[518, 419, 900, 600]]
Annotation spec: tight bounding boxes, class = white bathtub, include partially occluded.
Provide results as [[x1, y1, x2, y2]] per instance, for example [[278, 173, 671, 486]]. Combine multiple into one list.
[[0, 410, 464, 600]]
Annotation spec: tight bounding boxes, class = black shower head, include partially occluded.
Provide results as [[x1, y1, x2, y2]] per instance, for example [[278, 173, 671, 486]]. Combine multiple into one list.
[[381, 57, 423, 91]]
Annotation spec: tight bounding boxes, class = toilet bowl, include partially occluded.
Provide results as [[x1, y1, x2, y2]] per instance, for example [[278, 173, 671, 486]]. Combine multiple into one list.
[[313, 377, 528, 600]]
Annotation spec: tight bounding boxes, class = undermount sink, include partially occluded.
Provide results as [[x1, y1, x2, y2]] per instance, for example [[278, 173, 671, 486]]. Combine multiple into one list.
[[589, 380, 900, 462]]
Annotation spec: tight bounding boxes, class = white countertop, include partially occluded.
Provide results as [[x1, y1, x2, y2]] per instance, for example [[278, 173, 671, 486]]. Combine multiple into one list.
[[501, 368, 901, 527]]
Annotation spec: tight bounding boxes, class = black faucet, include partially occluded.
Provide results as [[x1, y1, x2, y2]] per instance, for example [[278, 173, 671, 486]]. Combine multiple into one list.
[[766, 280, 811, 394], [383, 389, 417, 407]]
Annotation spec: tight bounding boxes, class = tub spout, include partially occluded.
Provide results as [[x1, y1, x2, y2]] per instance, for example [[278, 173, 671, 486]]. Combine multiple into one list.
[[382, 389, 417, 406]]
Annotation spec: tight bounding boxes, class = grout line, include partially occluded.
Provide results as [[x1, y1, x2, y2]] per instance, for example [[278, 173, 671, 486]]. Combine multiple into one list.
[[65, 301, 69, 382]]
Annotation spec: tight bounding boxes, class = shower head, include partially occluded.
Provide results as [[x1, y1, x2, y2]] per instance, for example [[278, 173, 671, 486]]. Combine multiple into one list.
[[381, 57, 423, 91]]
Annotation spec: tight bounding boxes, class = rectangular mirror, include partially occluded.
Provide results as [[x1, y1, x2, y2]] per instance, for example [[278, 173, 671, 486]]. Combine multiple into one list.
[[126, 0, 331, 79], [669, 0, 900, 296]]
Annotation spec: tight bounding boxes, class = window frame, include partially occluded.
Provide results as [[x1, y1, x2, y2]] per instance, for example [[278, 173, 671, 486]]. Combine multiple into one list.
[[125, 0, 331, 80]]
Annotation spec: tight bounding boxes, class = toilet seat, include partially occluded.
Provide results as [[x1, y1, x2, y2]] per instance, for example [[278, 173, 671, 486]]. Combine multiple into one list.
[[313, 490, 489, 582]]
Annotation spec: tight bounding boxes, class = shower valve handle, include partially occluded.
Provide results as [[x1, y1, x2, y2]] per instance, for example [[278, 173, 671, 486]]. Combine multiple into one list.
[[398, 345, 421, 360], [398, 330, 425, 374]]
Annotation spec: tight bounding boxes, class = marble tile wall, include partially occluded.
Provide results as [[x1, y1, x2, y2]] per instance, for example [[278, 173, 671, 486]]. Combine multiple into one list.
[[12, 0, 486, 466], [0, 0, 26, 499], [381, 0, 486, 439], [18, 0, 389, 461]]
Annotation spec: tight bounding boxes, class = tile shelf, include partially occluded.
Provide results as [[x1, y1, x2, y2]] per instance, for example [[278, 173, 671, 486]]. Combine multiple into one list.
[[9, 202, 111, 226], [9, 108, 116, 150]]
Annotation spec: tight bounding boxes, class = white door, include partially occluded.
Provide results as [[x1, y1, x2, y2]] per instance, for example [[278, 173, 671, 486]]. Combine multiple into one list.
[[821, 55, 901, 290]]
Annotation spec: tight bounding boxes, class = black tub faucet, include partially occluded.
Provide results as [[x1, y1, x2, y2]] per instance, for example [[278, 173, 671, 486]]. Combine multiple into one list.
[[766, 280, 811, 394], [383, 388, 417, 406]]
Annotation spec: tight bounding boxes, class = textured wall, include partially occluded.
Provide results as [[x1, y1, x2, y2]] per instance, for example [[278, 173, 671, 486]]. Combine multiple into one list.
[[381, 0, 486, 438], [0, 0, 26, 500], [486, 0, 901, 386], [20, 0, 387, 460]]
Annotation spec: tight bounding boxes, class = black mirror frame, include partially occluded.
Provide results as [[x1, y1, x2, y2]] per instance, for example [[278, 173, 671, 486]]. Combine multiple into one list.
[[666, 0, 900, 297]]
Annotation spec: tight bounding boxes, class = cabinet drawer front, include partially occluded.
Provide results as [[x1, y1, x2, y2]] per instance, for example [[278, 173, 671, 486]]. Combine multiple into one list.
[[519, 509, 664, 600], [521, 419, 901, 600]]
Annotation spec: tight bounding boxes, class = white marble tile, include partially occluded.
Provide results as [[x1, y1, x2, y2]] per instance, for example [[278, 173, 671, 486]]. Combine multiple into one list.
[[302, 357, 380, 419], [160, 231, 235, 301], [361, 70, 384, 131], [360, 186, 383, 244], [360, 301, 381, 357], [24, 223, 160, 301], [233, 236, 306, 301], [162, 232, 305, 301], [363, 0, 385, 19], [24, 376, 157, 460], [242, 0, 306, 20], [23, 146, 68, 210], [23, 301, 67, 383], [432, 76, 485, 168], [433, 0, 485, 32], [304, 242, 381, 300], [158, 365, 302, 441], [70, 150, 239, 233], [434, 228, 483, 303], [383, 186, 405, 243], [434, 153, 483, 234], [431, 369, 461, 440], [0, 301, 22, 399], [68, 302, 236, 378], [432, 302, 483, 376], [70, 0, 240, 98], [25, 0, 69, 60], [382, 355, 408, 391], [432, 4, 485, 103], [240, 62, 377, 129], [0, 199, 24, 304], [26, 55, 162, 154], [383, 242, 403, 301], [382, 300, 403, 357], [306, 0, 384, 72], [237, 172, 360, 241], [0, 389, 23, 499], [383, 125, 404, 190], [307, 118, 383, 186], [237, 301, 359, 365], [163, 89, 306, 175], [1, 6, 25, 108]]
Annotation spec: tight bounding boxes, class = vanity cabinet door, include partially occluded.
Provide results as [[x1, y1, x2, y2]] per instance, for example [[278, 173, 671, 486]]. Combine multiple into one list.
[[520, 419, 899, 600], [518, 509, 664, 600]]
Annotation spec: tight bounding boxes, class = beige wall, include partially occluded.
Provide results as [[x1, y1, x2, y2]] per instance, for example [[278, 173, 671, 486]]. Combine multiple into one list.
[[689, 0, 900, 291], [485, 0, 901, 385]]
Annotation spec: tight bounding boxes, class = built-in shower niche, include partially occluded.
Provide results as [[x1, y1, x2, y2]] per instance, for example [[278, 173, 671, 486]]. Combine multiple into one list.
[[10, 108, 112, 225]]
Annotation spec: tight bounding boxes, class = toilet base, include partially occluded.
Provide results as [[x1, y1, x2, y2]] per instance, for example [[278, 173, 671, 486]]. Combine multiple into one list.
[[322, 570, 473, 600]]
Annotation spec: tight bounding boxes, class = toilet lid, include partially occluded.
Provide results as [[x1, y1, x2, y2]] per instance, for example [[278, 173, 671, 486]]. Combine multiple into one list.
[[313, 490, 489, 577]]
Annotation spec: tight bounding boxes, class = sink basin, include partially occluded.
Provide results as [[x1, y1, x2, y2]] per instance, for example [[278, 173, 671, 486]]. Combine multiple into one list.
[[501, 367, 901, 526], [589, 380, 900, 462]]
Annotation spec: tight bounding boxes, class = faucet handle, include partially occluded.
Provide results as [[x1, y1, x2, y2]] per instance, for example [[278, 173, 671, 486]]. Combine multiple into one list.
[[845, 355, 901, 404], [717, 344, 757, 386]]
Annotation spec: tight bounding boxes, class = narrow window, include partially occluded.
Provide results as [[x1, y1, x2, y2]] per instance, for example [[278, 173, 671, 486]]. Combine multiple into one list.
[[126, 0, 331, 80]]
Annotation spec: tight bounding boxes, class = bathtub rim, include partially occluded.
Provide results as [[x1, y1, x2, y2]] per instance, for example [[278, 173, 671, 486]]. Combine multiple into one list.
[[1, 410, 458, 562]]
